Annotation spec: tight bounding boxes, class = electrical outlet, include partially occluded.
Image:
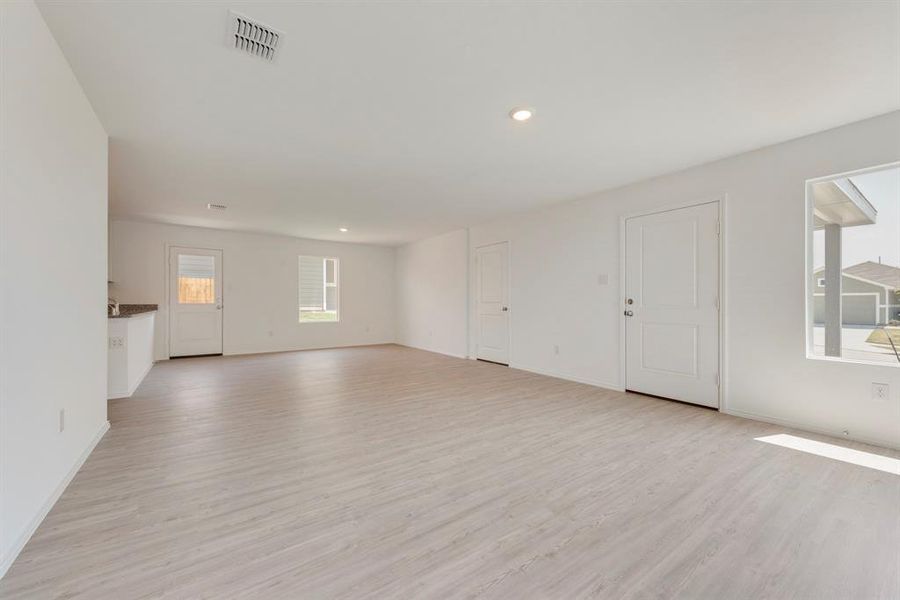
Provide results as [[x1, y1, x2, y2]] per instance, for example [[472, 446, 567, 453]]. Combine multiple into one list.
[[108, 336, 125, 349], [58, 409, 65, 433], [872, 383, 889, 402]]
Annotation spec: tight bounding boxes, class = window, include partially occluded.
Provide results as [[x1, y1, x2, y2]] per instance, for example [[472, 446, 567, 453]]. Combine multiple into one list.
[[299, 256, 339, 322], [806, 163, 900, 365], [177, 254, 215, 304]]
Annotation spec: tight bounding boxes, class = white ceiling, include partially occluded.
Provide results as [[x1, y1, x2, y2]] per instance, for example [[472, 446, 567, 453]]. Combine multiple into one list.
[[38, 1, 900, 246]]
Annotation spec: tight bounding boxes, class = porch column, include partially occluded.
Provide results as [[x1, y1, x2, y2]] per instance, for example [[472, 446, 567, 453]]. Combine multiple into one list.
[[824, 223, 842, 357]]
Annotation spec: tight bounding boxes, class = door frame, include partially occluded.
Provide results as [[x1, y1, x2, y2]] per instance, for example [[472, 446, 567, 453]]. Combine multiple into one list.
[[618, 195, 727, 411], [165, 244, 225, 358], [474, 240, 511, 365]]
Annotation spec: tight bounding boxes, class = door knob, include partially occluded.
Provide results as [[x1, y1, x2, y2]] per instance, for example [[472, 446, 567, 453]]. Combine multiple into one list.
[[625, 298, 634, 305], [501, 306, 509, 312], [624, 310, 633, 317]]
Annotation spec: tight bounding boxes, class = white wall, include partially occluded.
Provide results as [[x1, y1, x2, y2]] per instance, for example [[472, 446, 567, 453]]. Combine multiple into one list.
[[394, 112, 900, 447], [395, 229, 468, 358], [463, 111, 900, 447], [0, 0, 109, 576], [109, 220, 395, 360]]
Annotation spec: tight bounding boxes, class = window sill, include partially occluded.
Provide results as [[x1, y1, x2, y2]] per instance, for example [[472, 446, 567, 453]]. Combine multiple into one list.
[[806, 353, 900, 368]]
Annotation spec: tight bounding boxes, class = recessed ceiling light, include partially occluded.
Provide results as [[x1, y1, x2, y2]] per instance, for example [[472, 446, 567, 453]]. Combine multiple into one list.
[[339, 227, 349, 232], [509, 107, 533, 122]]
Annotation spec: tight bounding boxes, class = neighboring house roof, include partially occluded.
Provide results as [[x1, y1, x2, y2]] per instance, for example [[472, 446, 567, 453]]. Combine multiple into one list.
[[843, 262, 900, 290], [813, 261, 900, 291]]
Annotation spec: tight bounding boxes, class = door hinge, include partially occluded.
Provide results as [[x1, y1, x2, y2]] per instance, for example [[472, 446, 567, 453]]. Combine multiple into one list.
[[715, 220, 721, 236], [715, 373, 720, 387], [714, 296, 719, 310]]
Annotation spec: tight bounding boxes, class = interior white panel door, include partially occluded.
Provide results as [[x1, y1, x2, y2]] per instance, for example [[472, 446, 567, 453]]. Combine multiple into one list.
[[625, 202, 719, 408], [476, 242, 509, 364], [169, 247, 223, 357]]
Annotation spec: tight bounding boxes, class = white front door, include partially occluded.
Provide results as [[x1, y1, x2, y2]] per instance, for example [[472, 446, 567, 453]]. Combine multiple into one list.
[[476, 241, 510, 364], [169, 247, 223, 357], [625, 202, 719, 408]]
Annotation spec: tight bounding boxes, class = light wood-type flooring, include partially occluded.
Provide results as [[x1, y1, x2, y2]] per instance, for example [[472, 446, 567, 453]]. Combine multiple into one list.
[[2, 345, 898, 599]]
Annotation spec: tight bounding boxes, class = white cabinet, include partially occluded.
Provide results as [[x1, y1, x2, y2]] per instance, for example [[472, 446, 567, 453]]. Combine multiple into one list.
[[108, 311, 155, 399]]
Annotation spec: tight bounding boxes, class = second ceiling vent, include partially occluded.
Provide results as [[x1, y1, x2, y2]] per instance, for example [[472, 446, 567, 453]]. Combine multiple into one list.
[[229, 11, 282, 62]]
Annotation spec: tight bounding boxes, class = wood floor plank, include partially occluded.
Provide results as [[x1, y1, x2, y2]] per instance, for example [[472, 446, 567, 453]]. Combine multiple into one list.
[[1, 344, 897, 599]]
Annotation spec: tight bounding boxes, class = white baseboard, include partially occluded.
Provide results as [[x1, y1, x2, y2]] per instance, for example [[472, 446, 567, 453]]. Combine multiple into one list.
[[395, 342, 468, 360], [0, 420, 110, 580], [722, 408, 898, 450], [510, 362, 624, 392], [224, 340, 396, 358]]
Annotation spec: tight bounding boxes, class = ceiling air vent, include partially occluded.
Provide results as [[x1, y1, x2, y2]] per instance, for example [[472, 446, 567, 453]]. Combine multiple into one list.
[[228, 11, 282, 62]]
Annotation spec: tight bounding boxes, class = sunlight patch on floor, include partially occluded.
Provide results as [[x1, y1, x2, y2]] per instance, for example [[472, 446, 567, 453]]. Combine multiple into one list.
[[756, 434, 900, 475]]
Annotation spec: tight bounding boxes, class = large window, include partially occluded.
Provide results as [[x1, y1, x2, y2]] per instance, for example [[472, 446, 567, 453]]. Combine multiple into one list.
[[299, 256, 339, 323], [806, 163, 899, 365]]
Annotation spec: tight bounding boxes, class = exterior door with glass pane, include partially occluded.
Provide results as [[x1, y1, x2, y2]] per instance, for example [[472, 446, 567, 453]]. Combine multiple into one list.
[[169, 247, 223, 357]]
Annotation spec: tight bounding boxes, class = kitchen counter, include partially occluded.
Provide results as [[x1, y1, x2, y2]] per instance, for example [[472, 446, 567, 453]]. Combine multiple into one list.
[[109, 303, 158, 318]]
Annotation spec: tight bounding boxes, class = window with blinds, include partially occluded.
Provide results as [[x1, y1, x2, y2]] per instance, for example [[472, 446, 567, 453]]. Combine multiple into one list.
[[177, 254, 216, 304], [299, 256, 339, 322]]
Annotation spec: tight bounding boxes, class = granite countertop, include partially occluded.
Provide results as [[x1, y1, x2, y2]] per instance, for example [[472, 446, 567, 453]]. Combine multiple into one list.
[[109, 304, 158, 318]]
